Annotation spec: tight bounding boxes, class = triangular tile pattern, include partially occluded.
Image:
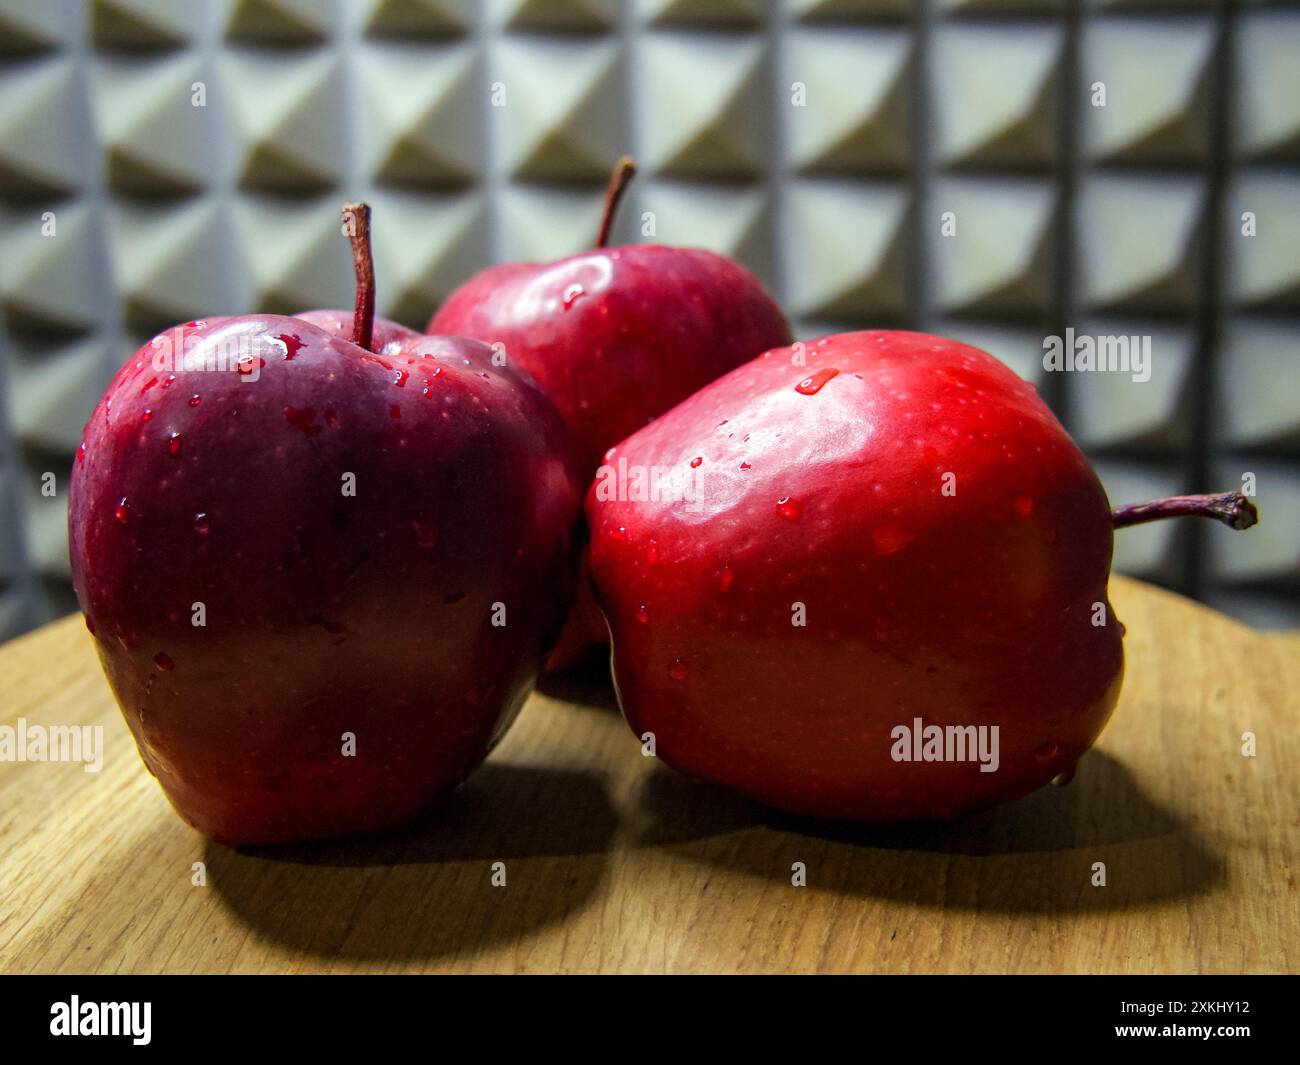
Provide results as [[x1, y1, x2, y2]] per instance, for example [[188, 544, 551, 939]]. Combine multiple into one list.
[[367, 190, 487, 325], [939, 0, 1062, 11], [94, 54, 215, 197], [223, 51, 344, 193], [498, 184, 607, 263], [359, 44, 481, 189], [930, 177, 1055, 314], [785, 180, 910, 319], [787, 28, 911, 175], [932, 24, 1062, 170], [641, 180, 774, 286], [497, 38, 624, 182], [1077, 175, 1203, 312], [107, 200, 240, 332], [232, 195, 356, 313], [1225, 174, 1300, 311], [642, 33, 768, 180], [791, 0, 910, 21], [0, 0, 65, 55], [0, 204, 105, 336], [1216, 321, 1300, 450], [364, 0, 471, 38], [0, 58, 85, 199], [7, 337, 112, 455], [641, 0, 762, 28], [1066, 321, 1193, 451], [91, 0, 191, 52], [1081, 17, 1215, 165], [225, 0, 329, 44], [21, 469, 76, 580], [502, 0, 617, 33], [1236, 11, 1300, 162]]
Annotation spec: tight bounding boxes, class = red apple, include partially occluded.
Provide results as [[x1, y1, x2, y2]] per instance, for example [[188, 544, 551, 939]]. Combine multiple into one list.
[[428, 158, 791, 668], [69, 204, 582, 844], [586, 330, 1257, 821]]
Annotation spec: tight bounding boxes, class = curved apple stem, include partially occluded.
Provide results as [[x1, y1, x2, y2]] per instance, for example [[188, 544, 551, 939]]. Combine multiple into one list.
[[343, 202, 375, 353], [596, 156, 637, 248], [1111, 491, 1259, 532]]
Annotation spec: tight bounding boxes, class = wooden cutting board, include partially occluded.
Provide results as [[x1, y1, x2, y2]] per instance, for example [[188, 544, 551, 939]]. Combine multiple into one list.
[[1, 575, 1295, 974]]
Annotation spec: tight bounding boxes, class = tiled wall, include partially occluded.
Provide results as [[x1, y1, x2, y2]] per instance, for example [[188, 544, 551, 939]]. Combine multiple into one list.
[[0, 0, 1296, 640]]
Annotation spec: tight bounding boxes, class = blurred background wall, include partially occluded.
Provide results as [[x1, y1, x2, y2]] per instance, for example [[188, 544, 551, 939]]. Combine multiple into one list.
[[0, 0, 1296, 641]]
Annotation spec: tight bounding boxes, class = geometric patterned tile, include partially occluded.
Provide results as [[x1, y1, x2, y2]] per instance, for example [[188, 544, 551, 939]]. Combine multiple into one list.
[[90, 0, 192, 51], [364, 0, 473, 37], [224, 0, 330, 44], [0, 58, 87, 199], [1215, 320, 1300, 452], [1225, 172, 1300, 311], [932, 23, 1062, 169]]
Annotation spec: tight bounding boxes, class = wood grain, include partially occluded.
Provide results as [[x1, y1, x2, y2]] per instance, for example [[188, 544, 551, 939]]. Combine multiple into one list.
[[1, 576, 1295, 974]]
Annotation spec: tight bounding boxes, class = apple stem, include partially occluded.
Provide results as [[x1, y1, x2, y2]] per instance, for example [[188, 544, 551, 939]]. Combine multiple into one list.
[[343, 202, 375, 353], [1110, 491, 1259, 532], [596, 156, 637, 248]]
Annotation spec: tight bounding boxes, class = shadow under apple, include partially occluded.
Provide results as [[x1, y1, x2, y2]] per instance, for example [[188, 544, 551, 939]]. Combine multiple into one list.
[[623, 749, 1224, 914], [205, 762, 616, 963]]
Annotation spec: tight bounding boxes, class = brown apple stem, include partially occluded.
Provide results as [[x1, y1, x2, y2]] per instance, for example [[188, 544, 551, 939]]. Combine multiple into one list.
[[343, 202, 375, 353], [1111, 491, 1259, 531], [596, 156, 637, 248]]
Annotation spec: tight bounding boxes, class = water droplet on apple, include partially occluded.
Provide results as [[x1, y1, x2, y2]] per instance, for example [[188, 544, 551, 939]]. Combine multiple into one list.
[[194, 512, 209, 535], [636, 604, 649, 623], [776, 496, 801, 521], [276, 333, 304, 359], [188, 394, 201, 407], [167, 433, 182, 455], [142, 409, 153, 423], [154, 652, 174, 671], [562, 283, 586, 310], [393, 369, 409, 388], [668, 659, 687, 681], [795, 367, 839, 395], [739, 461, 751, 471], [114, 498, 130, 524], [719, 567, 734, 592], [689, 456, 702, 468]]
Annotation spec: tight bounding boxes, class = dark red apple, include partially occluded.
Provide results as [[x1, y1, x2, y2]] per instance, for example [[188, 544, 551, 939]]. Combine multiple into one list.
[[428, 158, 792, 668], [586, 330, 1257, 821], [69, 204, 582, 845]]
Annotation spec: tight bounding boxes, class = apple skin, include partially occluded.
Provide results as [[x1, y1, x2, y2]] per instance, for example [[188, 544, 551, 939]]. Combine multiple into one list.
[[586, 330, 1125, 821], [430, 244, 791, 667], [69, 315, 582, 845], [294, 308, 418, 359]]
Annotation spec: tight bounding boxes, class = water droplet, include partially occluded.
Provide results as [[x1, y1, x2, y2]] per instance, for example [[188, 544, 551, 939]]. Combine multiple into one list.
[[154, 652, 174, 671], [393, 369, 409, 388], [141, 409, 153, 423], [188, 394, 201, 407], [276, 332, 304, 359], [636, 604, 649, 623], [689, 456, 702, 468], [1034, 742, 1059, 764], [194, 512, 209, 535], [795, 367, 839, 395], [739, 461, 751, 471], [114, 498, 130, 524], [872, 525, 914, 556], [776, 496, 801, 521], [668, 659, 687, 682], [718, 567, 734, 592], [421, 379, 435, 398], [611, 526, 626, 540], [166, 433, 182, 455], [562, 283, 586, 310], [161, 375, 175, 389], [76, 442, 86, 462], [1014, 496, 1034, 517]]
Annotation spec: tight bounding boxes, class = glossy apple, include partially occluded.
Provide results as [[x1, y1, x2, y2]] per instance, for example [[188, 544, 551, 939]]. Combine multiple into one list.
[[586, 330, 1257, 820], [69, 204, 583, 844], [429, 159, 791, 668]]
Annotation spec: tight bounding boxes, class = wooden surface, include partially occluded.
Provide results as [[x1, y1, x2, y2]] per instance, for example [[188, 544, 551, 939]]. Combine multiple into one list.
[[1, 575, 1295, 974]]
